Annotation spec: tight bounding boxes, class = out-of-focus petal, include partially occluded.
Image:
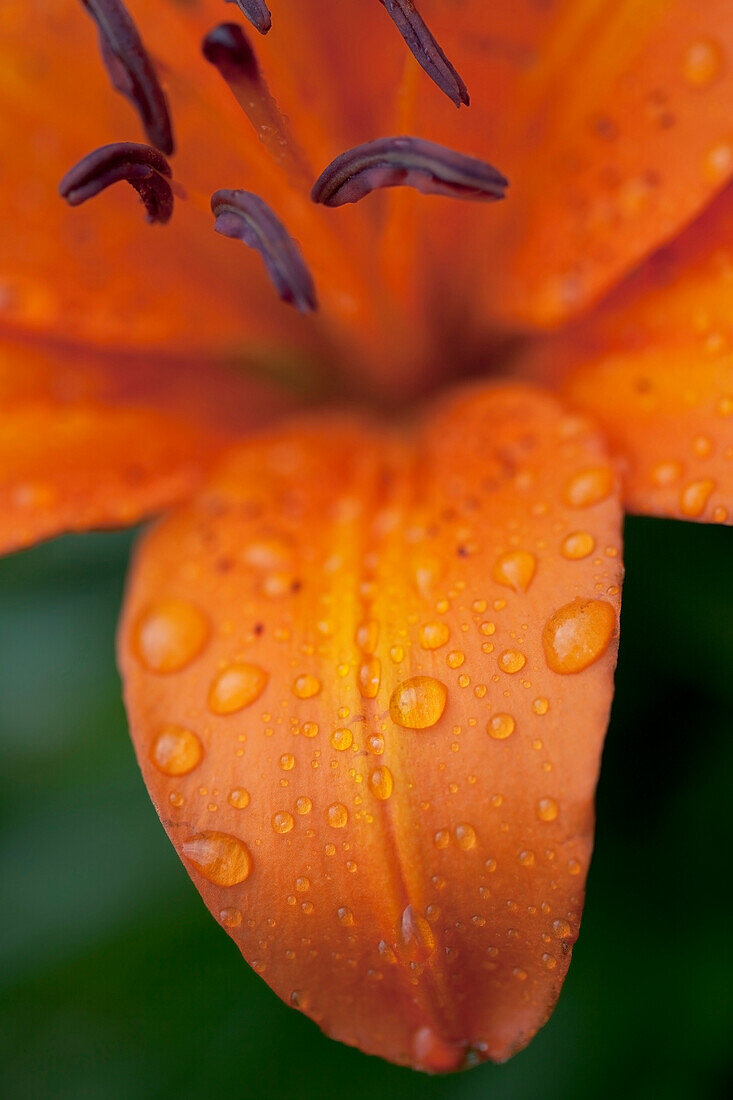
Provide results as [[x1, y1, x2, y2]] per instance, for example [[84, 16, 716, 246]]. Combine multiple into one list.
[[119, 383, 622, 1070], [481, 0, 733, 328], [0, 335, 289, 554], [521, 186, 733, 524]]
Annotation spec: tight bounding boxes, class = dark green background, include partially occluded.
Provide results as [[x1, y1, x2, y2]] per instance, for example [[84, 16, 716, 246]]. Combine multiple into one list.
[[1, 519, 730, 1100]]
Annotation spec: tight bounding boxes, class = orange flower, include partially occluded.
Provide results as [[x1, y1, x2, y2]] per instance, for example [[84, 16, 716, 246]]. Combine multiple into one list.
[[1, 0, 731, 1074]]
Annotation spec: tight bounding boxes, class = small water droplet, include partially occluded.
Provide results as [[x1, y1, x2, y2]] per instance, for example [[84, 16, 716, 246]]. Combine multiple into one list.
[[220, 907, 242, 928], [368, 765, 394, 801], [455, 823, 477, 850], [208, 663, 268, 714], [498, 650, 526, 674], [543, 599, 615, 673], [295, 796, 312, 815], [325, 802, 348, 828], [492, 549, 536, 592], [301, 721, 319, 739], [367, 733, 385, 755], [330, 727, 353, 751], [355, 618, 380, 653], [419, 621, 450, 650], [542, 952, 557, 969], [279, 753, 295, 771], [183, 831, 251, 885], [228, 788, 250, 809], [446, 651, 465, 669], [389, 645, 405, 664], [563, 466, 613, 508], [133, 599, 209, 673], [537, 797, 559, 822], [682, 38, 724, 87], [272, 811, 295, 834], [358, 657, 381, 699], [337, 906, 355, 927], [553, 918, 572, 939], [679, 478, 715, 517], [149, 725, 203, 776], [292, 674, 321, 699], [400, 905, 435, 959], [561, 531, 595, 560], [389, 676, 447, 729], [487, 713, 515, 740], [532, 697, 549, 715]]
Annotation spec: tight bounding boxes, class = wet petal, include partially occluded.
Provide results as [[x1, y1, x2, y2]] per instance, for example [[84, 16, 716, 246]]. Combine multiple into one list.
[[0, 335, 290, 555], [486, 0, 733, 326], [119, 383, 622, 1070], [522, 186, 733, 524]]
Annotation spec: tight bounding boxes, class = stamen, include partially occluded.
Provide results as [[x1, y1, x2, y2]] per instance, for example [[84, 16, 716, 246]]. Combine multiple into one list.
[[226, 0, 272, 35], [211, 189, 317, 312], [81, 0, 174, 154], [378, 0, 469, 107], [311, 137, 508, 207], [59, 142, 174, 224], [203, 23, 311, 184]]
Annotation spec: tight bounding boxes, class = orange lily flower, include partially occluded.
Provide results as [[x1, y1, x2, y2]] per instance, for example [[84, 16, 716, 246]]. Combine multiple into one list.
[[1, 0, 731, 1074]]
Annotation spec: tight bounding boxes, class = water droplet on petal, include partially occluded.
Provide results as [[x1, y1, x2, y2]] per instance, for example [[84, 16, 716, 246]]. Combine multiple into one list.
[[220, 907, 242, 928], [400, 905, 435, 959], [331, 727, 353, 751], [563, 467, 614, 508], [208, 663, 268, 714], [228, 788, 250, 809], [532, 697, 549, 715], [295, 796, 312, 815], [492, 549, 536, 592], [337, 906, 355, 927], [292, 674, 321, 699], [368, 765, 394, 801], [419, 621, 450, 649], [301, 722, 319, 739], [325, 802, 348, 828], [561, 531, 595, 560], [434, 829, 450, 849], [272, 811, 295, 834], [543, 599, 615, 674], [358, 657, 381, 698], [411, 1027, 464, 1073], [553, 918, 572, 939], [183, 831, 252, 885], [537, 797, 559, 822], [355, 619, 380, 653], [149, 725, 203, 776], [389, 676, 447, 729], [679, 478, 715, 517], [455, 823, 477, 850], [487, 713, 515, 740], [682, 39, 724, 87], [446, 651, 465, 669], [133, 599, 209, 673], [498, 650, 526, 674]]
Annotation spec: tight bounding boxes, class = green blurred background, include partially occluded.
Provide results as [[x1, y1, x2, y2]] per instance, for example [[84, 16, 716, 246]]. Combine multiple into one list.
[[0, 518, 730, 1100]]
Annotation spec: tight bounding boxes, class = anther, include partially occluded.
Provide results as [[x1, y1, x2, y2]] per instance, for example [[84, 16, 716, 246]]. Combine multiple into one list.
[[59, 142, 174, 224], [226, 0, 272, 35], [378, 0, 469, 107], [81, 0, 174, 154], [311, 136, 508, 207], [211, 189, 317, 312], [203, 23, 311, 183]]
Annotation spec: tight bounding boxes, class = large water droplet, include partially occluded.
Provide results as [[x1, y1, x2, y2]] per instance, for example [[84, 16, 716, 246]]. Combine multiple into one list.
[[400, 905, 435, 960], [487, 713, 515, 740], [455, 823, 477, 850], [133, 599, 209, 673], [561, 531, 595, 560], [419, 621, 450, 650], [389, 676, 447, 729], [331, 728, 353, 751], [149, 725, 203, 776], [208, 663, 268, 714], [537, 797, 559, 822], [182, 831, 252, 885], [543, 599, 615, 674], [325, 802, 348, 828]]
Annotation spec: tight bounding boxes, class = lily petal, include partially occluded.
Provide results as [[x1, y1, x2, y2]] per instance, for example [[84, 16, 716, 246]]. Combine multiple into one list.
[[119, 383, 622, 1070], [0, 336, 289, 555], [480, 0, 733, 326], [520, 187, 733, 524]]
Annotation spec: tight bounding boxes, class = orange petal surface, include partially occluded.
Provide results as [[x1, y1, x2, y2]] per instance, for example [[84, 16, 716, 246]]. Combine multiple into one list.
[[0, 335, 289, 555], [485, 0, 733, 327], [119, 383, 623, 1070], [521, 186, 733, 524]]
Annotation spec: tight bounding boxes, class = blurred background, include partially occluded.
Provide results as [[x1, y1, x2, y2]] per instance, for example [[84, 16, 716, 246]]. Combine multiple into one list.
[[0, 517, 730, 1100]]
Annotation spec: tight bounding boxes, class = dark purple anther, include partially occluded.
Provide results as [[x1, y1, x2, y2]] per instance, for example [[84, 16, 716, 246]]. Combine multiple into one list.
[[311, 136, 508, 207], [226, 0, 272, 35], [202, 22, 260, 83], [211, 190, 317, 312], [81, 0, 174, 154], [59, 142, 174, 224], [378, 0, 469, 107]]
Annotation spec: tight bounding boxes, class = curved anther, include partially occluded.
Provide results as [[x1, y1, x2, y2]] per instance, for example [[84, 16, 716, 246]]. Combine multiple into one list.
[[59, 142, 174, 224], [81, 0, 174, 154], [378, 0, 469, 107], [211, 189, 317, 312], [311, 136, 508, 207], [226, 0, 272, 35]]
